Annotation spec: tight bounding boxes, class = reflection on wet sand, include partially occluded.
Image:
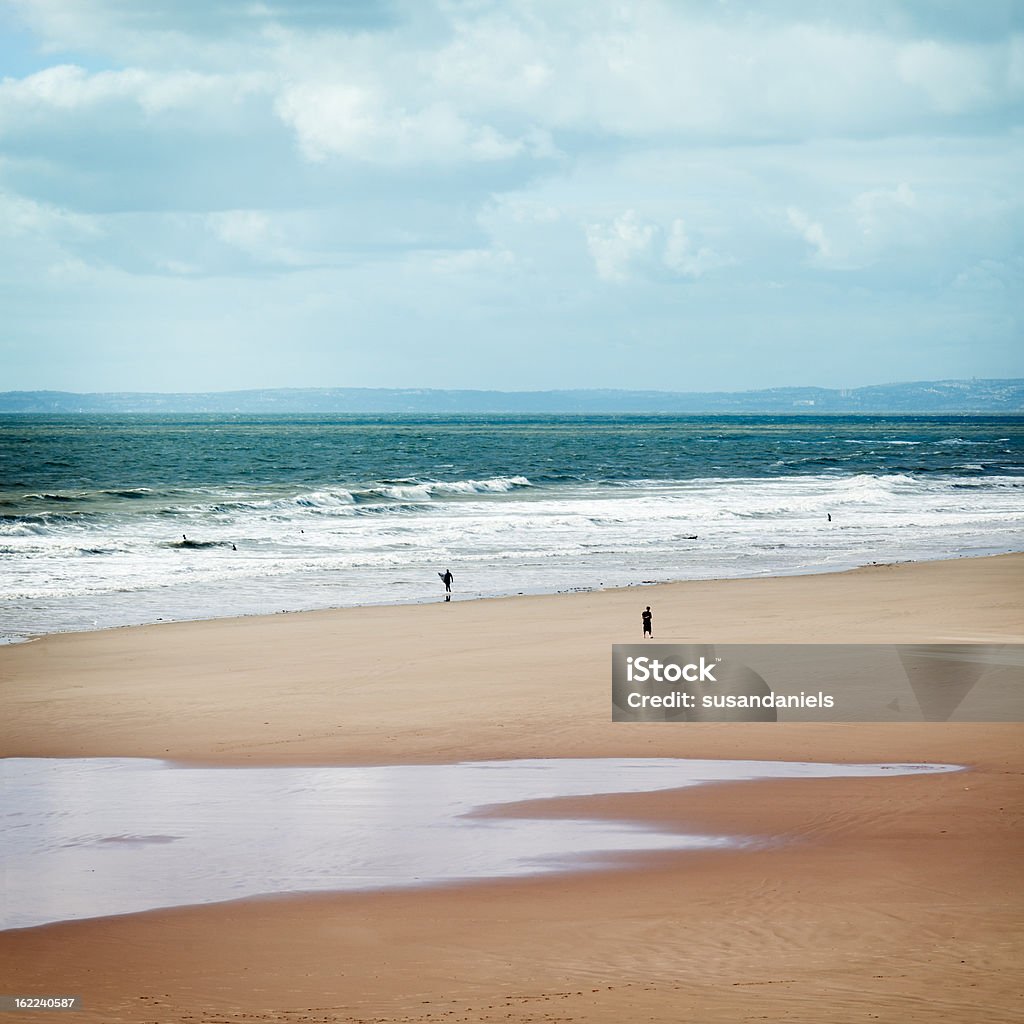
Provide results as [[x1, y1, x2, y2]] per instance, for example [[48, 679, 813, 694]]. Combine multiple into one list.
[[1, 757, 958, 930]]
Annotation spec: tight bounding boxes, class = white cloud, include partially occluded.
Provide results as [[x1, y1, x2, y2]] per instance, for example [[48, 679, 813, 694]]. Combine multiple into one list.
[[0, 63, 267, 118], [10, 3, 1023, 165], [586, 210, 729, 283], [854, 182, 917, 240], [663, 219, 730, 278], [1, 2, 1021, 389], [430, 15, 555, 108], [787, 207, 832, 262], [0, 189, 98, 239], [273, 79, 526, 165], [207, 209, 312, 267], [585, 210, 657, 282], [897, 40, 1000, 114], [401, 6, 1024, 142], [428, 246, 515, 275], [4, 5, 1023, 179], [953, 258, 1016, 292]]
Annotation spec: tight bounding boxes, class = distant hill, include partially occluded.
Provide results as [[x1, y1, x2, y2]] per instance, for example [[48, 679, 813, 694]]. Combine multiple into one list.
[[1, 379, 1022, 414]]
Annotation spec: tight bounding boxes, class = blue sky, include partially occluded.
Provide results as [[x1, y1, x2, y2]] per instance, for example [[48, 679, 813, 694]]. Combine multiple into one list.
[[1, 0, 1022, 393]]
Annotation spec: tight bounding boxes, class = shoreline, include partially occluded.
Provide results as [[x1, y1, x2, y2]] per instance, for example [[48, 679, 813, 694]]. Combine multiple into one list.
[[4, 545, 1022, 650], [2, 552, 1022, 1022]]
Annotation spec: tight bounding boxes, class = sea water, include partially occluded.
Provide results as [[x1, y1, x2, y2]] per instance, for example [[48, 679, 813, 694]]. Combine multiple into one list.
[[1, 414, 1021, 641], [0, 757, 960, 929]]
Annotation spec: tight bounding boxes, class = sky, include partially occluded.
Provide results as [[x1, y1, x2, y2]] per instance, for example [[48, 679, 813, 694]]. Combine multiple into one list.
[[1, 0, 1022, 394]]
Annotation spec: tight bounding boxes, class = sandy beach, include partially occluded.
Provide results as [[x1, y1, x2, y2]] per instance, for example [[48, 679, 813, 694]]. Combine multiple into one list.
[[2, 553, 1022, 1023]]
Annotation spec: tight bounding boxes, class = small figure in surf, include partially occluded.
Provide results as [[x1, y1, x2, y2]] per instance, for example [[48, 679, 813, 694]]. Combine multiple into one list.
[[439, 568, 454, 602], [642, 606, 653, 638], [827, 513, 832, 523]]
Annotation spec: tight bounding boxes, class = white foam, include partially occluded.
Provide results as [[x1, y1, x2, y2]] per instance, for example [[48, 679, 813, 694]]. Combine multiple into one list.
[[1, 474, 1022, 640]]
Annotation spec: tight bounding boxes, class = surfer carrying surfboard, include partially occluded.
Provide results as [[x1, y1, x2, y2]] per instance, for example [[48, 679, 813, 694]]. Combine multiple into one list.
[[439, 568, 454, 601]]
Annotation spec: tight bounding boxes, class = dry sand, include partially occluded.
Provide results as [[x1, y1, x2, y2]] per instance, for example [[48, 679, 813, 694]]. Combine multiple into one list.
[[1, 554, 1022, 1023]]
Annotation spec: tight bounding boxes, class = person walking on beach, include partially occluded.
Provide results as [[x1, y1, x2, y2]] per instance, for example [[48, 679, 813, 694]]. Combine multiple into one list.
[[642, 606, 653, 638], [439, 568, 454, 602]]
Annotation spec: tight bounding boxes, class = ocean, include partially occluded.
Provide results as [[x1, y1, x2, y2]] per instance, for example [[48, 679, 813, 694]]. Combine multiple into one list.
[[1, 414, 1021, 642]]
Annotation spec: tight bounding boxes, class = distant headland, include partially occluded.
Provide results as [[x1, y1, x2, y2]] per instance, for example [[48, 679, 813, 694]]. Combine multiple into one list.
[[1, 379, 1021, 415]]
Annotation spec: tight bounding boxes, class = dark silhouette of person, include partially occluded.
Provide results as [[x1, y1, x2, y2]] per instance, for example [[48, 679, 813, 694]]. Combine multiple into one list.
[[827, 513, 832, 523], [642, 606, 653, 638], [439, 568, 454, 601]]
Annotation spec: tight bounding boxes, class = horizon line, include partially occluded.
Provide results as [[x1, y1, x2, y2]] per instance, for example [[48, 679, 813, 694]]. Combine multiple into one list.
[[4, 376, 1022, 398]]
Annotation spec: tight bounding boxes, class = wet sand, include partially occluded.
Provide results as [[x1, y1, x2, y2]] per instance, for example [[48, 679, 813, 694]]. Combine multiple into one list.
[[1, 554, 1023, 1022]]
